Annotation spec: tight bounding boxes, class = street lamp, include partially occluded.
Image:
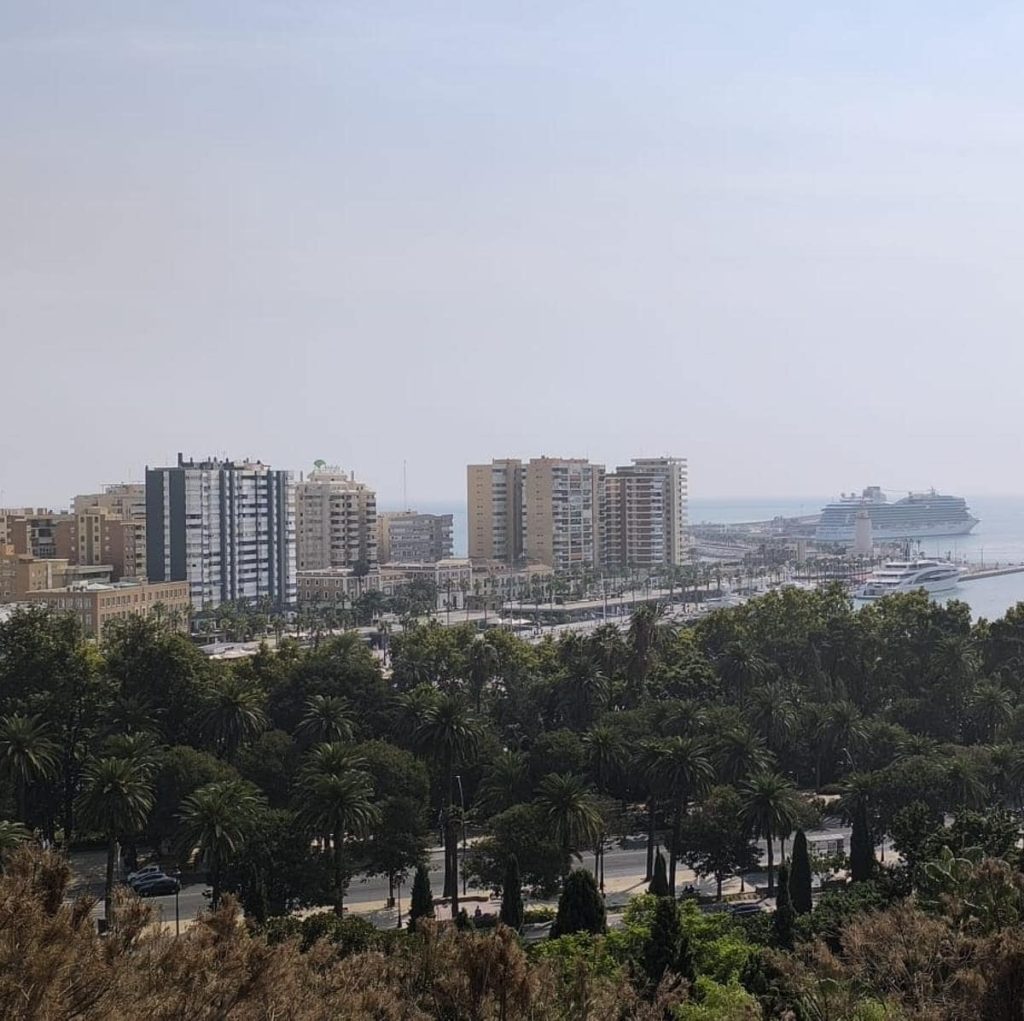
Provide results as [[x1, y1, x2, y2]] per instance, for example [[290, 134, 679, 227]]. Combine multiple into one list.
[[455, 774, 468, 897]]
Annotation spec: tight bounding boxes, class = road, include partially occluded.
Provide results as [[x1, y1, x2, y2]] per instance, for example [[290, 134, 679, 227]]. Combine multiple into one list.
[[69, 820, 874, 931]]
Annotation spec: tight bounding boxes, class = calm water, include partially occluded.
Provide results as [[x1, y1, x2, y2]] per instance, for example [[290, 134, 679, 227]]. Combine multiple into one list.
[[692, 494, 1024, 621], [402, 495, 1024, 622]]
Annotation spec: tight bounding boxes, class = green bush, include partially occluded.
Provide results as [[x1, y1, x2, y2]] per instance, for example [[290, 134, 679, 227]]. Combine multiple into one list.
[[523, 907, 555, 924], [675, 977, 760, 1020]]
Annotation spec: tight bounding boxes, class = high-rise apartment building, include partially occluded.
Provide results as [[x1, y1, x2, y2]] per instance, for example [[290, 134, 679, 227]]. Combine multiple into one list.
[[467, 459, 524, 565], [604, 457, 688, 571], [378, 511, 454, 563], [295, 468, 377, 572], [523, 457, 605, 576], [145, 454, 296, 611]]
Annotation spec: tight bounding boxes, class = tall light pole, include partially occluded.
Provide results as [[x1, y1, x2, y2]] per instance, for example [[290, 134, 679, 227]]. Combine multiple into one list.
[[455, 774, 468, 897]]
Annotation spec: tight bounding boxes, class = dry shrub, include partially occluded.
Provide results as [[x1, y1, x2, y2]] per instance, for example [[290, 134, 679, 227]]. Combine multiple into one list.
[[0, 848, 694, 1020]]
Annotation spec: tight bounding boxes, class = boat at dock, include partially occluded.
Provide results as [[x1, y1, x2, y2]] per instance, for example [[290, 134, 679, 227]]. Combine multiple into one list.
[[853, 558, 961, 599]]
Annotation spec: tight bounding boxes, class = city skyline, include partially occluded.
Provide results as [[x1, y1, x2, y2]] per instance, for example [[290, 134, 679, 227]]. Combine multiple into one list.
[[6, 4, 1024, 506], [0, 449, 1008, 514]]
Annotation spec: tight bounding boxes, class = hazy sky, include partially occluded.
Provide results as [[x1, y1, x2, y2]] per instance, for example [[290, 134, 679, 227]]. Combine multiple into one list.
[[4, 2, 1024, 509]]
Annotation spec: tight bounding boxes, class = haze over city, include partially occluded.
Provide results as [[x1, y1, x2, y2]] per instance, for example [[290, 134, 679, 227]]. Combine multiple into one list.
[[5, 2, 1024, 507]]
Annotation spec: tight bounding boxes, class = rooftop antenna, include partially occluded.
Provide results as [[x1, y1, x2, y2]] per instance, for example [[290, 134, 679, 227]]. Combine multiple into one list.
[[402, 460, 408, 511]]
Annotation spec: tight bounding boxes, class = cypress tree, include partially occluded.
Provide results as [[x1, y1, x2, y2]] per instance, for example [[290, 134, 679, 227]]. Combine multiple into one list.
[[648, 848, 669, 897], [850, 802, 874, 883], [789, 830, 813, 915], [550, 869, 606, 938], [408, 863, 434, 932], [500, 853, 524, 931], [772, 863, 796, 949], [644, 896, 677, 985]]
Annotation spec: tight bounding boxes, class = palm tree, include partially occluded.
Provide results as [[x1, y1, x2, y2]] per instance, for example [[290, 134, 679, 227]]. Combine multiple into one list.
[[0, 714, 59, 824], [77, 757, 154, 926], [302, 740, 367, 776], [626, 603, 667, 704], [644, 736, 714, 894], [717, 641, 769, 703], [968, 681, 1014, 743], [200, 676, 268, 758], [815, 700, 868, 786], [945, 755, 988, 810], [295, 695, 355, 746], [583, 725, 625, 793], [178, 778, 266, 907], [102, 731, 164, 778], [582, 726, 624, 891], [0, 819, 30, 865], [713, 726, 771, 785], [739, 771, 799, 893], [745, 682, 797, 755], [299, 768, 378, 915], [534, 772, 602, 879], [475, 751, 530, 818], [560, 668, 609, 730], [467, 637, 500, 713], [413, 694, 481, 918]]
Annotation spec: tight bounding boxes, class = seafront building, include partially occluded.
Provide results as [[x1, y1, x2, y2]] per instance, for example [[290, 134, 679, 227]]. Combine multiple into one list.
[[469, 455, 686, 577], [295, 467, 377, 572], [145, 454, 296, 611], [377, 511, 454, 563], [467, 459, 525, 566], [523, 457, 606, 576], [604, 457, 688, 570]]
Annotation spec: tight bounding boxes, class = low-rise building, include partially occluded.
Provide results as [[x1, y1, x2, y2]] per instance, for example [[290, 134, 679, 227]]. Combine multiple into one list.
[[25, 579, 191, 640], [471, 561, 555, 601], [297, 559, 475, 611], [296, 568, 379, 607], [377, 511, 454, 563], [0, 550, 71, 603], [379, 559, 474, 608]]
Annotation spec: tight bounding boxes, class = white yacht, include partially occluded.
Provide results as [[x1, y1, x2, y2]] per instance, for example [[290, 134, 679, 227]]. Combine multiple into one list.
[[853, 558, 961, 599]]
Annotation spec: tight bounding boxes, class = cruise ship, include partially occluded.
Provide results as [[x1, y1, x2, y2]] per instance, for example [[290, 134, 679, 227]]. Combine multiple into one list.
[[853, 558, 961, 599], [815, 487, 978, 544]]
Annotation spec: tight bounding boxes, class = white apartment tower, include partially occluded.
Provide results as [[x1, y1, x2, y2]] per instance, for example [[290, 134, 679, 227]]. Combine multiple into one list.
[[145, 455, 296, 611], [295, 467, 377, 571]]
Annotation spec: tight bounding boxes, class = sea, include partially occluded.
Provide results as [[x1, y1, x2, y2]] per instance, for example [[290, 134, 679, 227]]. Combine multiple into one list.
[[399, 495, 1024, 623]]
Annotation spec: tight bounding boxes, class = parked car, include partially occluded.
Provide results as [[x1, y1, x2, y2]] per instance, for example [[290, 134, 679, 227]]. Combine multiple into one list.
[[135, 874, 181, 897], [729, 902, 763, 917], [126, 864, 162, 887]]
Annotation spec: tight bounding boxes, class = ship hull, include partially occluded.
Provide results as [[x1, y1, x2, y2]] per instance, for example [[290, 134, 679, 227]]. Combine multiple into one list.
[[817, 517, 979, 544]]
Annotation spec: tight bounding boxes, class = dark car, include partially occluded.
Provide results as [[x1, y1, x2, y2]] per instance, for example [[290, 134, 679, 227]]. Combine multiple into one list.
[[135, 874, 181, 897], [729, 902, 763, 917]]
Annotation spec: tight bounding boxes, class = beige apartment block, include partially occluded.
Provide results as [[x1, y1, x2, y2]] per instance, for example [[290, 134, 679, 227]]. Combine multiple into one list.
[[26, 579, 190, 640], [2, 511, 73, 560], [604, 457, 689, 571], [73, 484, 147, 579], [0, 551, 71, 603], [467, 459, 524, 565], [523, 457, 605, 576], [296, 467, 377, 572]]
